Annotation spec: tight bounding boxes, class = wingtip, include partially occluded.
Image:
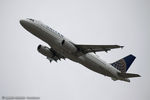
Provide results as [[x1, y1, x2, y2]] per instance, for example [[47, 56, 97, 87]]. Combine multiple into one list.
[[116, 45, 124, 49], [137, 74, 141, 77], [120, 46, 124, 49]]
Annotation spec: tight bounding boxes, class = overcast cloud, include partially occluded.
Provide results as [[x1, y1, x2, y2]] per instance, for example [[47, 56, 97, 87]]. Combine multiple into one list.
[[0, 0, 150, 100]]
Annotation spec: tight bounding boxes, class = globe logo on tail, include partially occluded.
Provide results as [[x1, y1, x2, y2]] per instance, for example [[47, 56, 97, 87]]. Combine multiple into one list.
[[111, 59, 126, 73]]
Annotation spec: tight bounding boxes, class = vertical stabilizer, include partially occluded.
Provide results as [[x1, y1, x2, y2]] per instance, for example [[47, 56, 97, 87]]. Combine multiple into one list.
[[111, 54, 136, 72]]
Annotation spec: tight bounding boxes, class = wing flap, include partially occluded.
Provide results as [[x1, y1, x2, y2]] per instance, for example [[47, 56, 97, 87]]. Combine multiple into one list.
[[75, 44, 123, 53]]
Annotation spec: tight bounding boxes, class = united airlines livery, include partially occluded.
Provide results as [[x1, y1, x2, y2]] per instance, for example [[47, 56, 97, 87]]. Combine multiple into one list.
[[20, 18, 140, 82]]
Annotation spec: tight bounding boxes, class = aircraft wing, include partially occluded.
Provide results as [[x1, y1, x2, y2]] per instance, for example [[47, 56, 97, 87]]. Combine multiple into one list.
[[75, 44, 123, 54]]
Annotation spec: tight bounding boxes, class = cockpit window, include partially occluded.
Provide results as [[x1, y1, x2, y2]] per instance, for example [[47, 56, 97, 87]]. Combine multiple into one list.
[[27, 18, 34, 22]]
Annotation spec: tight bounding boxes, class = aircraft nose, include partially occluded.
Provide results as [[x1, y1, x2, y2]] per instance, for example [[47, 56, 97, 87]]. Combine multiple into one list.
[[20, 19, 31, 29], [20, 19, 26, 26]]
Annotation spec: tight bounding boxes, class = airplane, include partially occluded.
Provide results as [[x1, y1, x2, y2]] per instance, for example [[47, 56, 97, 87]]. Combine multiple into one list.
[[20, 18, 140, 82]]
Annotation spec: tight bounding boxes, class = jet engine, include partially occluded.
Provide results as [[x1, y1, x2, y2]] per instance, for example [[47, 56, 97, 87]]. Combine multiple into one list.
[[37, 45, 54, 58], [37, 44, 64, 62], [61, 40, 77, 53]]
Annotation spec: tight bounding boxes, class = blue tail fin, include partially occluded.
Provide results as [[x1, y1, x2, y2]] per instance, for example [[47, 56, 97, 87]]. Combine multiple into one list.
[[111, 54, 136, 73]]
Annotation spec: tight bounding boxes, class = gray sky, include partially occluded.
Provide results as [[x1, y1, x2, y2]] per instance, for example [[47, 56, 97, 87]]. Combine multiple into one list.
[[0, 0, 150, 100]]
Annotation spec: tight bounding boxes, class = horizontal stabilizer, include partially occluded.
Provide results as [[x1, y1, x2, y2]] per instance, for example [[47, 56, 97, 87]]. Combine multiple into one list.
[[118, 72, 141, 78]]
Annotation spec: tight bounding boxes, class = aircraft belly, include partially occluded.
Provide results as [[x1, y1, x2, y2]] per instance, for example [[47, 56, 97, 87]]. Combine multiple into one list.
[[77, 54, 115, 77]]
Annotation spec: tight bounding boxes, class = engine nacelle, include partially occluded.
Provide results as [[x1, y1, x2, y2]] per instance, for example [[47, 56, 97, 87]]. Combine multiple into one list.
[[61, 40, 77, 53], [37, 45, 54, 58]]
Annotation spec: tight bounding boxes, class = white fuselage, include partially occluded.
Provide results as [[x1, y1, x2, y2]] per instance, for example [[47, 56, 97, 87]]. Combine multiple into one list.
[[20, 19, 124, 80]]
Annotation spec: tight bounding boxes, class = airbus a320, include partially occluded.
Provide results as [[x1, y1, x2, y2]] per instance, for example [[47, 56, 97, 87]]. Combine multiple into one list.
[[20, 18, 140, 82]]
